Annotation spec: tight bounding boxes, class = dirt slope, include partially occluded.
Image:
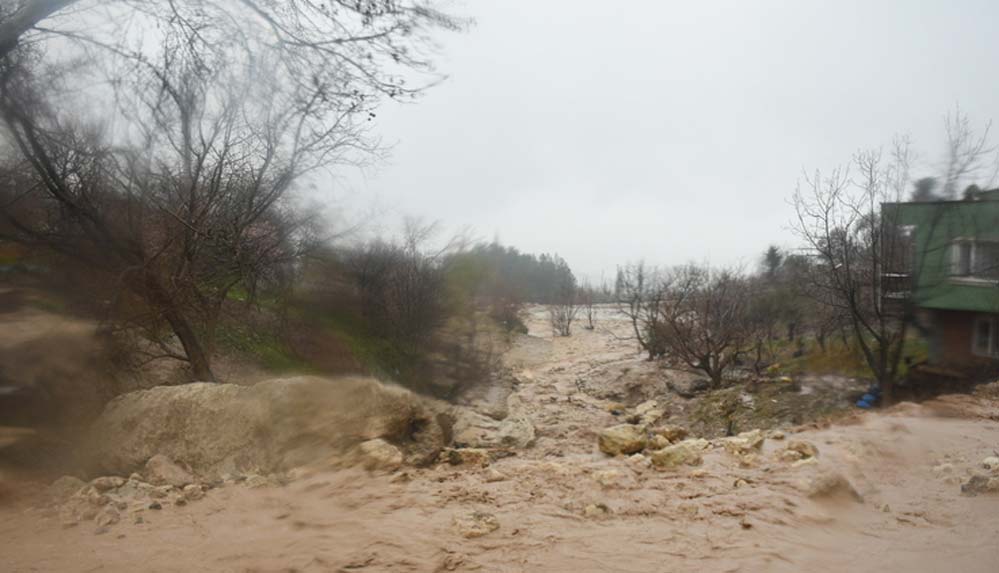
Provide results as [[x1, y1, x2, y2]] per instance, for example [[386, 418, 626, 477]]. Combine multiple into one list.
[[2, 307, 999, 572]]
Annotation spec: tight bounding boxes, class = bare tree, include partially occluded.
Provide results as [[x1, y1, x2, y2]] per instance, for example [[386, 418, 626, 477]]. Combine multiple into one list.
[[615, 262, 666, 359], [548, 275, 578, 337], [656, 265, 757, 387], [578, 280, 596, 330], [941, 106, 997, 198], [790, 140, 913, 402]]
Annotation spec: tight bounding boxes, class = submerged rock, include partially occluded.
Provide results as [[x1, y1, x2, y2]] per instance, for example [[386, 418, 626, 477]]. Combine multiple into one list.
[[804, 470, 862, 501], [453, 511, 500, 538]]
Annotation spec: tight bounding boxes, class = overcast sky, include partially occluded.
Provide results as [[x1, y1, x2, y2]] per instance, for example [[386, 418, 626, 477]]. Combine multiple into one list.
[[329, 0, 999, 282]]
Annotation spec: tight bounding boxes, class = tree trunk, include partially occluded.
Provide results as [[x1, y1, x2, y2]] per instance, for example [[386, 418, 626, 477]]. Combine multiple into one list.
[[162, 305, 216, 382], [141, 277, 216, 382], [880, 377, 894, 406]]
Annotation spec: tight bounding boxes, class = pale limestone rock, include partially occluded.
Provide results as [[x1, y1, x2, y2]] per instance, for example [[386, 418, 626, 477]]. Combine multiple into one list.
[[597, 424, 647, 456], [649, 440, 704, 468], [356, 438, 403, 472], [145, 455, 194, 487]]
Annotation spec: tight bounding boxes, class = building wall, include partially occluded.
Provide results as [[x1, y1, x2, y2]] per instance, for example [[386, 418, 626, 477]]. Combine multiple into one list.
[[932, 309, 998, 369]]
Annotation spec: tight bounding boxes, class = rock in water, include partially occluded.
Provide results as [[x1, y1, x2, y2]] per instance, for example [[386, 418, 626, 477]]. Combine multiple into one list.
[[805, 470, 862, 502], [781, 440, 819, 461], [649, 440, 704, 468], [451, 410, 536, 449], [598, 424, 648, 456], [356, 438, 404, 472], [453, 511, 500, 538], [722, 429, 765, 455], [144, 455, 195, 487], [445, 448, 491, 467], [652, 425, 689, 444]]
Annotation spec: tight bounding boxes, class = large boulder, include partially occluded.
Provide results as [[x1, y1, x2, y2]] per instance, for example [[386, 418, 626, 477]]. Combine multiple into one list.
[[86, 376, 451, 477]]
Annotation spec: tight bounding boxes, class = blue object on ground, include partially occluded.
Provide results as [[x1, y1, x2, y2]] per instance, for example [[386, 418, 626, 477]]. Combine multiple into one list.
[[856, 399, 872, 408]]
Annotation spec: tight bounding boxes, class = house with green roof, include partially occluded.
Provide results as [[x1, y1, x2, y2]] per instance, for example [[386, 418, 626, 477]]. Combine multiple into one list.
[[884, 189, 999, 371]]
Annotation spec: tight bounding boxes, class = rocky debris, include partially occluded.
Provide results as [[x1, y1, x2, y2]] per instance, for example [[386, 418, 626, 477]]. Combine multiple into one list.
[[982, 456, 999, 472], [90, 476, 126, 492], [722, 429, 765, 455], [583, 503, 610, 518], [95, 507, 120, 528], [445, 448, 491, 467], [961, 474, 999, 496], [87, 376, 451, 477], [482, 468, 507, 483], [649, 439, 704, 468], [652, 425, 689, 444], [626, 453, 651, 471], [244, 474, 271, 488], [779, 440, 819, 462], [591, 469, 625, 488], [144, 455, 195, 487], [932, 462, 955, 475], [647, 434, 671, 450], [605, 402, 627, 415], [51, 468, 215, 532], [451, 410, 536, 449], [597, 424, 647, 456], [668, 378, 711, 399], [634, 400, 666, 426], [356, 438, 404, 472], [182, 484, 205, 501], [788, 440, 818, 458], [48, 476, 87, 500], [768, 430, 786, 440], [804, 469, 862, 502], [453, 511, 500, 538]]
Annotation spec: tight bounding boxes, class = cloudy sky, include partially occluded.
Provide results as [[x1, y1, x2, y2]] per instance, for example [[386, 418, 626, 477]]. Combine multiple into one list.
[[331, 0, 999, 282]]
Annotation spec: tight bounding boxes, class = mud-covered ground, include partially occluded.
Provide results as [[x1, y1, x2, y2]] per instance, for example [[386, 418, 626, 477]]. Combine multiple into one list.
[[3, 307, 999, 572]]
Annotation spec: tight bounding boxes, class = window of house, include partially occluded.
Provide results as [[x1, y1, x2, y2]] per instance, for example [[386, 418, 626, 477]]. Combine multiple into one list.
[[974, 242, 999, 279], [973, 317, 999, 358], [950, 240, 999, 279], [952, 241, 973, 276]]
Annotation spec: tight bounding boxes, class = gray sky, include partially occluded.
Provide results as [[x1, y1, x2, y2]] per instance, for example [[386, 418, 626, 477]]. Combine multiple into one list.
[[331, 0, 999, 282]]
